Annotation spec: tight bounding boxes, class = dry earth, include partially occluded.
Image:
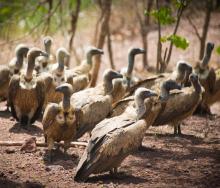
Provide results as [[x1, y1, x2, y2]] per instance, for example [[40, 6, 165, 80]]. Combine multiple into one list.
[[0, 101, 219, 188]]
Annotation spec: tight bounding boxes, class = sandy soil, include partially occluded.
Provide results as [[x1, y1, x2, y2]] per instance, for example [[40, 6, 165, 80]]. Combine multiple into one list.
[[0, 101, 219, 188]]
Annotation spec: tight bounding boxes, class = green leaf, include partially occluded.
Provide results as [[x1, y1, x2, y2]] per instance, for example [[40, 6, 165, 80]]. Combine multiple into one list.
[[167, 35, 189, 50], [150, 7, 175, 25], [160, 36, 168, 43], [216, 46, 220, 55]]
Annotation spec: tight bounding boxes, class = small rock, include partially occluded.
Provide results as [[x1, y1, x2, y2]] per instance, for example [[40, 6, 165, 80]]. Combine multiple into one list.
[[45, 165, 64, 172], [8, 170, 14, 174], [146, 163, 152, 167], [0, 171, 5, 177], [5, 148, 15, 154], [45, 166, 51, 172], [9, 117, 15, 121]]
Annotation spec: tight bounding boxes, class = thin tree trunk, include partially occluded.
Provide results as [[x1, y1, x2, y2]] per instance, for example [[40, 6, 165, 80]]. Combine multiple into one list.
[[156, 0, 162, 73], [199, 0, 212, 60], [90, 0, 112, 87], [107, 24, 115, 69], [165, 2, 185, 65], [44, 0, 53, 34], [68, 0, 81, 66]]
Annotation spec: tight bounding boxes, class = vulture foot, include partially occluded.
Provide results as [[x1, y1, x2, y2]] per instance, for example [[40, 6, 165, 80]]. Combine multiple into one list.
[[174, 124, 182, 136]]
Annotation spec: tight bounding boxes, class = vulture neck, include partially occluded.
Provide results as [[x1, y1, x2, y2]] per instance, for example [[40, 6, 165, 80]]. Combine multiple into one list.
[[56, 55, 64, 73], [25, 55, 35, 81], [135, 96, 147, 120], [192, 81, 202, 94], [160, 87, 169, 100], [201, 46, 212, 69], [103, 77, 113, 95], [62, 93, 71, 112], [45, 45, 51, 55], [86, 53, 93, 65], [126, 54, 135, 87], [16, 54, 24, 70]]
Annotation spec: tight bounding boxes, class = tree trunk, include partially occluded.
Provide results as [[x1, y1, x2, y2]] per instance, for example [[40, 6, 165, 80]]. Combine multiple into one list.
[[199, 0, 212, 60], [68, 0, 81, 66], [107, 24, 115, 70], [90, 0, 112, 87]]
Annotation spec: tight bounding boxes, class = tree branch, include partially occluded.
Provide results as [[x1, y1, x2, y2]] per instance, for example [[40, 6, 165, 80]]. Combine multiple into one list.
[[187, 16, 201, 40]]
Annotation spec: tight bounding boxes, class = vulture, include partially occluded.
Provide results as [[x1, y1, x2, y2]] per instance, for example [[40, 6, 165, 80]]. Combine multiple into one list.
[[126, 60, 192, 96], [40, 47, 70, 106], [66, 47, 104, 93], [8, 48, 47, 127], [70, 69, 123, 139], [111, 48, 145, 103], [35, 36, 54, 74], [0, 44, 29, 102], [152, 73, 204, 135], [42, 83, 76, 161], [206, 68, 220, 106], [193, 42, 215, 115], [74, 88, 158, 182]]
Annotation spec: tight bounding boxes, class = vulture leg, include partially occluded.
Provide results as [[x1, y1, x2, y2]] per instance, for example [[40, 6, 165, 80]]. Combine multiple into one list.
[[63, 140, 71, 155], [110, 167, 118, 175], [173, 123, 182, 136], [47, 138, 54, 162], [177, 124, 182, 135]]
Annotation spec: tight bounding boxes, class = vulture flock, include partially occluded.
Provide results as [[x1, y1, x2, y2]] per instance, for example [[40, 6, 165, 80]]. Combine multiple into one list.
[[0, 36, 220, 182]]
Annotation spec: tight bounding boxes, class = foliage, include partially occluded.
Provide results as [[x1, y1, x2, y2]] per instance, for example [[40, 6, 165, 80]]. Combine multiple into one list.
[[216, 45, 220, 55], [161, 34, 189, 50], [145, 7, 175, 25]]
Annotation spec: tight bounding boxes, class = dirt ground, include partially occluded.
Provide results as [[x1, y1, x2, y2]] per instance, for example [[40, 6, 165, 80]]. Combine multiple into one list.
[[0, 100, 219, 188]]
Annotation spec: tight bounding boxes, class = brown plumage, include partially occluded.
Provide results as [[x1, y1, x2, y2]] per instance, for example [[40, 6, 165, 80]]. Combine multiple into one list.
[[153, 73, 204, 135], [42, 83, 76, 161], [193, 42, 215, 115], [0, 44, 29, 101], [35, 36, 55, 74], [66, 47, 103, 92], [206, 68, 220, 105], [40, 47, 70, 106], [74, 88, 158, 182], [70, 69, 123, 139], [126, 60, 192, 97], [8, 48, 47, 127]]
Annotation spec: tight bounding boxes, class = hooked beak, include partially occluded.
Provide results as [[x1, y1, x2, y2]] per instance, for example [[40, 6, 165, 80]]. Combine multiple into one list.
[[92, 49, 104, 55]]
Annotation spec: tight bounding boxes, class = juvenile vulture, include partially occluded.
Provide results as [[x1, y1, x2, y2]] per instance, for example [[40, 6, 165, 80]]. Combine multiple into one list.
[[0, 44, 29, 102], [126, 60, 192, 96], [194, 42, 215, 115], [153, 73, 204, 135], [66, 47, 104, 92], [112, 48, 145, 103], [35, 36, 54, 74], [74, 88, 158, 182], [42, 83, 76, 161], [40, 47, 70, 106], [70, 69, 123, 139], [8, 48, 47, 127]]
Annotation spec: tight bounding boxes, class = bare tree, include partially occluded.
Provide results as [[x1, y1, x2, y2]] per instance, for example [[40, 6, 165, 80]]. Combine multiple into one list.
[[68, 0, 81, 66], [187, 0, 213, 60], [135, 0, 153, 69], [90, 0, 112, 87]]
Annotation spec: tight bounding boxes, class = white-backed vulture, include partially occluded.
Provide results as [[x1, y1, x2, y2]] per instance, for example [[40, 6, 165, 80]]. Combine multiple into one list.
[[66, 47, 104, 92], [126, 60, 192, 97], [152, 73, 204, 135], [206, 68, 220, 106], [110, 80, 181, 119], [74, 88, 158, 182], [193, 42, 215, 115], [0, 44, 29, 102], [42, 83, 76, 161], [40, 47, 70, 106], [111, 48, 146, 103], [35, 36, 54, 74], [8, 48, 47, 127], [70, 69, 123, 139]]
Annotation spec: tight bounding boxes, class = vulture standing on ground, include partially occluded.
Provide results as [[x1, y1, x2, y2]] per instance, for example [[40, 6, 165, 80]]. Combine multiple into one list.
[[66, 47, 104, 92], [193, 42, 215, 115], [0, 44, 29, 102], [125, 60, 192, 96], [74, 88, 158, 182], [35, 36, 54, 74], [71, 69, 123, 139], [43, 83, 76, 161], [152, 73, 204, 135], [40, 47, 70, 106], [8, 48, 47, 127]]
